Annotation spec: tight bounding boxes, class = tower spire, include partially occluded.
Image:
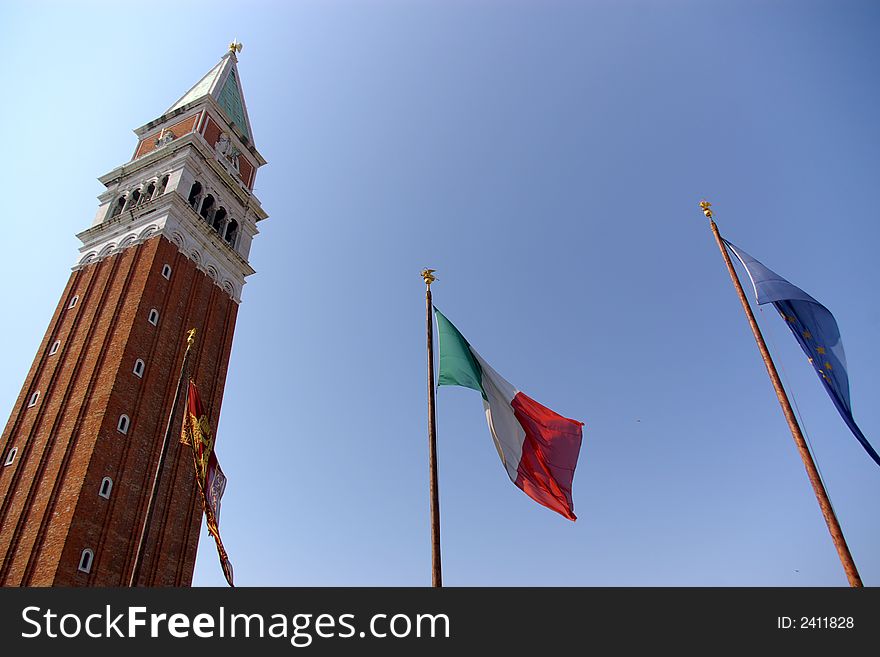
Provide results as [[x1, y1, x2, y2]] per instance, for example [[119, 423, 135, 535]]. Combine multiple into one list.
[[163, 49, 256, 145]]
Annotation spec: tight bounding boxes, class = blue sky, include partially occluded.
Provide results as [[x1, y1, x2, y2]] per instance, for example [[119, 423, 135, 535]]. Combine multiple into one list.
[[1, 0, 878, 586]]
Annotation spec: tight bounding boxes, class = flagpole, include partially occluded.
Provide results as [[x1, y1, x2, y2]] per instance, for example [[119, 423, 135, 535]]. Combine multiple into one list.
[[422, 269, 442, 587], [701, 201, 862, 587], [128, 328, 197, 587]]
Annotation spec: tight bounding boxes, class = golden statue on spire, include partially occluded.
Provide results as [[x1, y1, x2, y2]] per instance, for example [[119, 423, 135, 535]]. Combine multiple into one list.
[[699, 200, 714, 219], [229, 39, 243, 55]]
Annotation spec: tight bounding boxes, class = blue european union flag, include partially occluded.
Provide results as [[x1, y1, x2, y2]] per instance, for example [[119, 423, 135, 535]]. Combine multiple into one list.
[[724, 240, 880, 468]]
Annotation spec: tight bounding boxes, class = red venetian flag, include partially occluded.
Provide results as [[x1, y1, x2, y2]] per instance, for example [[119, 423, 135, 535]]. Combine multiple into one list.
[[180, 379, 234, 586]]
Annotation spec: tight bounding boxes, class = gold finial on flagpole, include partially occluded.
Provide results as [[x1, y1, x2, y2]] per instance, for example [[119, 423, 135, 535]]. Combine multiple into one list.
[[700, 199, 714, 219], [186, 328, 197, 348], [421, 269, 438, 288]]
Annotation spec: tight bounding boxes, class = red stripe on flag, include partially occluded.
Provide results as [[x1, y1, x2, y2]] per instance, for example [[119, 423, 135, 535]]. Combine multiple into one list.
[[511, 391, 583, 521]]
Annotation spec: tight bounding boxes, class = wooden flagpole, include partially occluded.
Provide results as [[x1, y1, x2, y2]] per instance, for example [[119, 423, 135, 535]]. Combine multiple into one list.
[[701, 201, 862, 587], [422, 269, 442, 587], [128, 328, 197, 587]]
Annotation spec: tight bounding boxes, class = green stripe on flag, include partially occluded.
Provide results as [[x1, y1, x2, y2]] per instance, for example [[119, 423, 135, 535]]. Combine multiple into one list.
[[434, 307, 484, 394]]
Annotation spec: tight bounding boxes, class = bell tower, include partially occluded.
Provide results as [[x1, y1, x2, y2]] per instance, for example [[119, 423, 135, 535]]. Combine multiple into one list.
[[0, 43, 267, 586]]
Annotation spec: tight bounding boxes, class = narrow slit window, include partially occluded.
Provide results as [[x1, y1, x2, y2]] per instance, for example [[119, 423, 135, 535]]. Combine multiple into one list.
[[133, 359, 145, 378], [99, 477, 113, 499], [148, 309, 159, 326], [78, 549, 93, 574], [117, 414, 130, 434], [28, 391, 40, 407], [3, 447, 16, 466], [49, 340, 60, 356], [161, 264, 172, 279], [68, 295, 79, 309]]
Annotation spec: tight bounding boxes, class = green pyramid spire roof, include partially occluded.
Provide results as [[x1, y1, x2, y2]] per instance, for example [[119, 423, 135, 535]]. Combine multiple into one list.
[[167, 48, 254, 143]]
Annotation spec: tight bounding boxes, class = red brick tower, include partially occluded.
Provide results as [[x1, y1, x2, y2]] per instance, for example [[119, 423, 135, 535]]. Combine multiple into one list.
[[0, 42, 267, 586]]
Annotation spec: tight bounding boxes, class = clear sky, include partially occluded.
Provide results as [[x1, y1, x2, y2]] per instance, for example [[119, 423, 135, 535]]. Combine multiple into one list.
[[1, 0, 878, 587]]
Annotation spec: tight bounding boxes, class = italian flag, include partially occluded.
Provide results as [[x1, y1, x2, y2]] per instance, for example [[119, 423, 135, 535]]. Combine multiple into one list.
[[434, 307, 584, 520]]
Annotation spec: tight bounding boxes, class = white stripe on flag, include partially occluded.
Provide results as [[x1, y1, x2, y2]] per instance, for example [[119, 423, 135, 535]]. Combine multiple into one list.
[[470, 349, 526, 482]]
